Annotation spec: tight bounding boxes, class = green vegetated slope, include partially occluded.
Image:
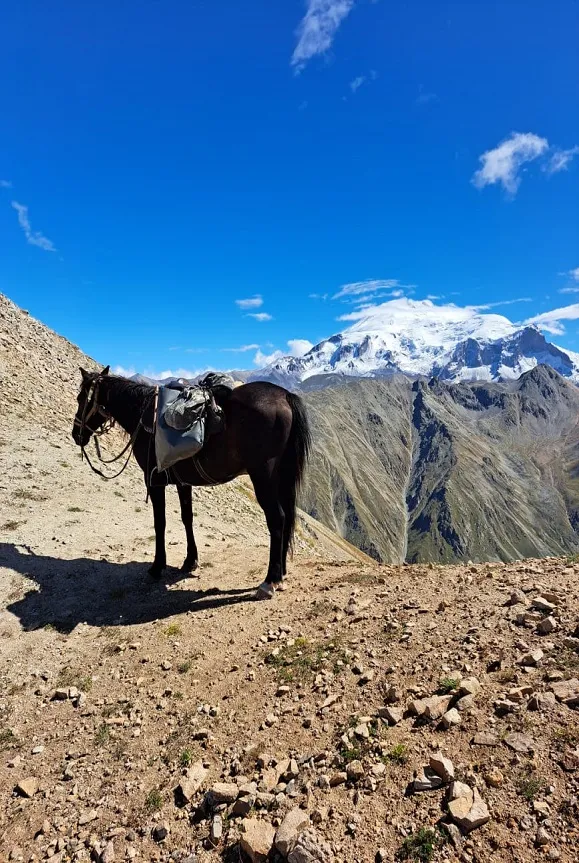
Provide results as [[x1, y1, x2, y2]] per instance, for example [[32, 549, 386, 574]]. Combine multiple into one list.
[[301, 365, 579, 563]]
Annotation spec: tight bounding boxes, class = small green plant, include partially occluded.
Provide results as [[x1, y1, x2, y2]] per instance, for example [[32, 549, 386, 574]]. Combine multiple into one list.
[[0, 728, 19, 751], [1, 521, 21, 531], [265, 637, 347, 683], [164, 623, 181, 637], [178, 660, 192, 674], [518, 774, 547, 801], [496, 668, 517, 684], [135, 506, 142, 513], [13, 489, 48, 501], [179, 748, 193, 767], [68, 506, 84, 513], [397, 827, 444, 862], [385, 743, 409, 765], [566, 552, 579, 564], [552, 727, 578, 748], [145, 788, 163, 811], [57, 668, 92, 692], [114, 490, 124, 498], [438, 677, 460, 694], [94, 724, 110, 747]]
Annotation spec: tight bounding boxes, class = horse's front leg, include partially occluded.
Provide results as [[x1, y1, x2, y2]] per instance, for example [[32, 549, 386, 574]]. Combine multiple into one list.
[[148, 486, 167, 578], [177, 484, 199, 573]]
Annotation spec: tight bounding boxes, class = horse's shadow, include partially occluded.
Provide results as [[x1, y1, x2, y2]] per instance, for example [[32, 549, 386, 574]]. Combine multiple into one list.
[[1, 543, 254, 634]]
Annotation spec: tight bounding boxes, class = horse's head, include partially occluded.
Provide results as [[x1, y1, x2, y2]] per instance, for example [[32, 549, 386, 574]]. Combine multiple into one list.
[[72, 365, 111, 447]]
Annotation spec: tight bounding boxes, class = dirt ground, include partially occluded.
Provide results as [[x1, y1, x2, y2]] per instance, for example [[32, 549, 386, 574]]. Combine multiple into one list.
[[1, 423, 578, 863]]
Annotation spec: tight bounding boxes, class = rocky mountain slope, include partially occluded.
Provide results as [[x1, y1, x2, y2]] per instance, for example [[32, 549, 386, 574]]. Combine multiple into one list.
[[253, 299, 579, 388], [301, 368, 579, 563]]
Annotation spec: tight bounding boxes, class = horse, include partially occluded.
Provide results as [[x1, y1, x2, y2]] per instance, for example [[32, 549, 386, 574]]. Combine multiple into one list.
[[71, 366, 311, 598]]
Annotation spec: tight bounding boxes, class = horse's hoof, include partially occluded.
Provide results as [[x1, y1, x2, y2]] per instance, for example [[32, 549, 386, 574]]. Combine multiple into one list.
[[148, 564, 166, 579], [255, 581, 276, 600], [181, 559, 199, 573]]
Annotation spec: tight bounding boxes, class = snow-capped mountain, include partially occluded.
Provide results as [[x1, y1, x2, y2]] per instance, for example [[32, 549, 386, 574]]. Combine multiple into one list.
[[252, 299, 579, 387]]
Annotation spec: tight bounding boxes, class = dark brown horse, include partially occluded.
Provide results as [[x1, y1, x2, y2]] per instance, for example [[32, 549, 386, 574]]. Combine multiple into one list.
[[71, 367, 310, 598]]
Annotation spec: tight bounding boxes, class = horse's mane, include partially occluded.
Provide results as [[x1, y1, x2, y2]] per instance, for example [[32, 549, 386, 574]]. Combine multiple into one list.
[[105, 375, 155, 409]]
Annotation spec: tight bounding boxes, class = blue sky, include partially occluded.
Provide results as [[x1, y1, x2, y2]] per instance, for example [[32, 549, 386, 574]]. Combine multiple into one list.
[[1, 0, 578, 376]]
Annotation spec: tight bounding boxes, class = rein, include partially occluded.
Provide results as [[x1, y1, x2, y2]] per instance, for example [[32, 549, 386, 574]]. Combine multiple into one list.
[[76, 377, 153, 481]]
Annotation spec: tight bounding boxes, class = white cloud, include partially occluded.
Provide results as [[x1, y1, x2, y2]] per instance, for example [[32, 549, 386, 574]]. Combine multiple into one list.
[[235, 295, 263, 309], [11, 201, 57, 251], [350, 75, 366, 93], [287, 338, 314, 356], [524, 303, 579, 336], [426, 294, 442, 300], [333, 279, 413, 301], [113, 365, 210, 380], [472, 132, 549, 195], [254, 348, 284, 367], [559, 287, 579, 294], [246, 312, 273, 321], [291, 0, 355, 72], [221, 344, 260, 353], [571, 268, 579, 281], [544, 146, 579, 175], [309, 292, 328, 300], [0, 179, 12, 188]]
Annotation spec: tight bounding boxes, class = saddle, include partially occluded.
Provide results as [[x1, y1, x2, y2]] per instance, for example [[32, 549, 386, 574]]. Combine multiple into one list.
[[154, 373, 237, 472]]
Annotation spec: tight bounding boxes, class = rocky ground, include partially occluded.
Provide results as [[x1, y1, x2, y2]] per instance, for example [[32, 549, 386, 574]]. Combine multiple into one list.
[[1, 293, 578, 862]]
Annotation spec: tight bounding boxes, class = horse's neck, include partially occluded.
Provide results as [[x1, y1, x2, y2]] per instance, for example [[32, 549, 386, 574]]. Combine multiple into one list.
[[103, 380, 147, 435]]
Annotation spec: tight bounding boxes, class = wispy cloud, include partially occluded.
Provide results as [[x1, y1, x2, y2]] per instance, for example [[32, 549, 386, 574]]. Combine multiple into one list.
[[221, 344, 260, 353], [468, 297, 532, 311], [524, 303, 579, 336], [11, 201, 56, 252], [0, 179, 12, 188], [333, 278, 414, 301], [246, 312, 273, 322], [350, 75, 366, 93], [559, 287, 579, 295], [544, 146, 579, 175], [309, 292, 328, 300], [426, 294, 442, 300], [416, 90, 438, 106], [235, 295, 263, 309], [558, 268, 579, 293], [291, 0, 355, 73], [472, 132, 549, 196], [570, 268, 579, 281]]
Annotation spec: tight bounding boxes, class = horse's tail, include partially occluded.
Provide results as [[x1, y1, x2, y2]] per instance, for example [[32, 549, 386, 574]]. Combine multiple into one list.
[[280, 391, 311, 553]]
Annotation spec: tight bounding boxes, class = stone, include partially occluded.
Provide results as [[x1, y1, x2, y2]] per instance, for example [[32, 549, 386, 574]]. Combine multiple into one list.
[[178, 761, 209, 802], [52, 688, 69, 701], [423, 694, 453, 720], [412, 767, 444, 792], [535, 826, 550, 846], [531, 596, 556, 613], [455, 694, 475, 712], [359, 670, 374, 685], [550, 678, 579, 702], [520, 649, 544, 666], [537, 616, 557, 635], [528, 692, 556, 711], [78, 810, 98, 825], [441, 708, 461, 729], [504, 732, 534, 754], [429, 753, 455, 783], [240, 818, 276, 862], [152, 823, 168, 842], [379, 705, 403, 725], [346, 760, 365, 782], [210, 815, 223, 844], [320, 693, 340, 710], [459, 677, 481, 697], [329, 771, 347, 787], [484, 768, 504, 788], [15, 777, 38, 798], [448, 784, 490, 833], [354, 723, 370, 739], [275, 808, 310, 856], [161, 660, 172, 671], [287, 828, 332, 863], [508, 590, 526, 605], [232, 796, 255, 817], [209, 782, 239, 804], [100, 841, 115, 863], [472, 732, 499, 747]]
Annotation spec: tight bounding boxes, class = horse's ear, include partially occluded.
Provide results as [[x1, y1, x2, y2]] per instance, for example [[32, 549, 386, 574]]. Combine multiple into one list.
[[101, 365, 110, 376], [79, 367, 90, 381]]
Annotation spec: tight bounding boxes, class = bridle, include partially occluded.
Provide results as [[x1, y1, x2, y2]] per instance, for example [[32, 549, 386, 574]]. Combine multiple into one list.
[[74, 375, 153, 481]]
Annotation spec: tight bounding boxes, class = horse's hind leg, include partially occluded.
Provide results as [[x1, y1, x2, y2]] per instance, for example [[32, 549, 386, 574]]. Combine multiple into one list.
[[148, 486, 167, 578], [177, 485, 199, 573], [250, 462, 285, 598]]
